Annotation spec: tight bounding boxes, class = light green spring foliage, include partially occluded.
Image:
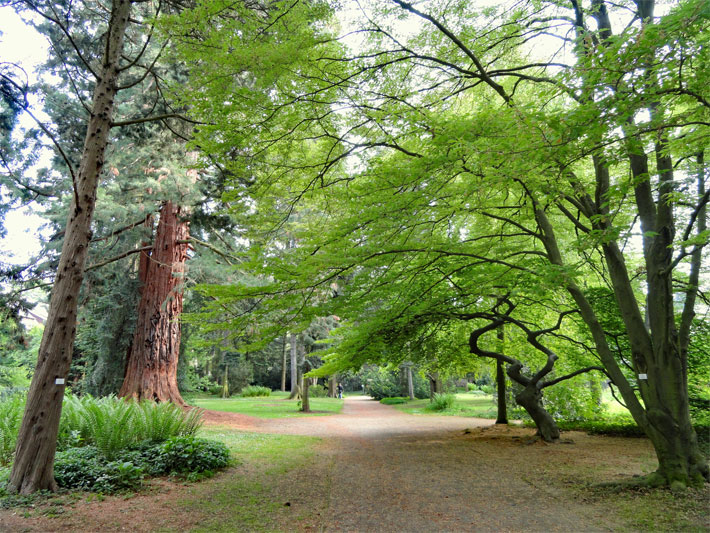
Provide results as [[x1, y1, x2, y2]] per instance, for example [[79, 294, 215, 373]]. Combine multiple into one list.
[[170, 0, 709, 415], [426, 393, 456, 412]]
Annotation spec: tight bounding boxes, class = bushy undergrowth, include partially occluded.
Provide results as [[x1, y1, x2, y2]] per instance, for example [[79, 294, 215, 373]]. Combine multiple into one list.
[[57, 395, 203, 458], [380, 397, 409, 405], [0, 394, 226, 493], [426, 393, 456, 411], [53, 436, 231, 492], [0, 395, 24, 466], [240, 385, 271, 397], [306, 385, 328, 397]]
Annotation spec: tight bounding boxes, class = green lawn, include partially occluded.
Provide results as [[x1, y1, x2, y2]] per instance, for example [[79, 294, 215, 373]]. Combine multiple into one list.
[[189, 390, 344, 419], [390, 393, 498, 418], [180, 428, 326, 532]]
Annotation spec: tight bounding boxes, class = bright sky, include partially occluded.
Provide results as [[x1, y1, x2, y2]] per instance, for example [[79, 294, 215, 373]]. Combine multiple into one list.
[[0, 7, 49, 266]]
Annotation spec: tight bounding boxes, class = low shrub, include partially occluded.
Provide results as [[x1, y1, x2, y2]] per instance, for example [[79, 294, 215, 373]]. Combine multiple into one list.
[[209, 385, 224, 396], [240, 385, 271, 397], [380, 397, 409, 405], [306, 385, 328, 397], [466, 383, 476, 392], [54, 446, 144, 493], [157, 436, 231, 474], [426, 393, 456, 411]]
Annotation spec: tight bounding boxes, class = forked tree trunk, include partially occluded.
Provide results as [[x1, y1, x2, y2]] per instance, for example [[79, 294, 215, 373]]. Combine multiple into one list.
[[119, 201, 189, 405], [8, 0, 132, 495]]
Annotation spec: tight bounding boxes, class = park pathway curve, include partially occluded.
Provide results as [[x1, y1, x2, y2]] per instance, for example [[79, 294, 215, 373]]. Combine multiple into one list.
[[206, 396, 615, 532]]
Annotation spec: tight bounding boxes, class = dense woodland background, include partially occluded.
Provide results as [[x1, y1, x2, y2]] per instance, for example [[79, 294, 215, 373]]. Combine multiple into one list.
[[0, 0, 708, 494]]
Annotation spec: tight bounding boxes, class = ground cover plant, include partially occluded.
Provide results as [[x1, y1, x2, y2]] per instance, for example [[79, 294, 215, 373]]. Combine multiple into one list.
[[0, 394, 229, 494], [391, 393, 498, 418], [190, 391, 344, 418], [240, 386, 271, 397]]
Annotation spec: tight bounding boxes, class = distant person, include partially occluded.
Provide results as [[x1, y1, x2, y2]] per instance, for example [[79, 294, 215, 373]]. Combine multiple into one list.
[[337, 383, 344, 399]]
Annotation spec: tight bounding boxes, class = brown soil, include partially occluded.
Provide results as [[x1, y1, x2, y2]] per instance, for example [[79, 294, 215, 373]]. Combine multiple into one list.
[[1, 396, 707, 532]]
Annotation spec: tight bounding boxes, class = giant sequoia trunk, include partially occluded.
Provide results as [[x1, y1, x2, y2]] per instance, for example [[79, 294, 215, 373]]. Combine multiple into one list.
[[119, 201, 189, 405], [8, 0, 132, 495]]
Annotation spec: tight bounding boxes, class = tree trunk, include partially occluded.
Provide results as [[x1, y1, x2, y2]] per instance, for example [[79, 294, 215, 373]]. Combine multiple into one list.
[[407, 366, 415, 400], [515, 384, 559, 442], [288, 333, 299, 399], [8, 0, 132, 495], [495, 326, 508, 425], [301, 375, 310, 412], [280, 335, 287, 392], [221, 363, 229, 398], [427, 372, 442, 401], [328, 376, 336, 398], [119, 201, 189, 406]]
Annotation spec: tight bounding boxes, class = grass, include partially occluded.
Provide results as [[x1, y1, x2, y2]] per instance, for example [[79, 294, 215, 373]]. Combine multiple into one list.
[[189, 390, 344, 419], [180, 427, 327, 532], [390, 393, 497, 418]]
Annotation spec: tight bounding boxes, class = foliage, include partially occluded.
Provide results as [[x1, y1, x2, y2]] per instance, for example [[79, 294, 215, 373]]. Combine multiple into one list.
[[306, 384, 328, 397], [542, 375, 605, 422], [52, 435, 230, 492], [380, 397, 409, 405], [190, 392, 343, 418], [54, 395, 202, 458], [155, 436, 230, 475], [0, 394, 24, 466], [426, 393, 456, 412], [361, 366, 429, 401], [240, 385, 271, 397], [53, 447, 144, 493]]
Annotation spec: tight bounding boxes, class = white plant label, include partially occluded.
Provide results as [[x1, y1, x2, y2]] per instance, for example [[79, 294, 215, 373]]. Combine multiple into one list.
[[638, 374, 647, 380], [55, 378, 65, 385]]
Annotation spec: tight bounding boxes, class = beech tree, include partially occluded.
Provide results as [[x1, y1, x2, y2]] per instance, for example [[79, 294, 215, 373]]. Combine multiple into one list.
[[179, 0, 708, 487]]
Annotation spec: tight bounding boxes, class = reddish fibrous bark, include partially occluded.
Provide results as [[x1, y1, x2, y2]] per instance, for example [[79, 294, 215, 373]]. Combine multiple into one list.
[[119, 201, 189, 405]]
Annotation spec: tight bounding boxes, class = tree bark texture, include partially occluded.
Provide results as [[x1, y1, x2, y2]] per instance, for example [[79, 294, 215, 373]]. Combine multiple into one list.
[[119, 201, 189, 406], [407, 366, 415, 400], [495, 359, 508, 425], [8, 0, 132, 495], [515, 384, 559, 442], [280, 335, 287, 392], [288, 333, 299, 399]]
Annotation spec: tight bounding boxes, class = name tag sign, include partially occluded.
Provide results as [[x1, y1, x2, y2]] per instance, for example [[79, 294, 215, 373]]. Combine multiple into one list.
[[55, 378, 65, 385], [638, 374, 647, 380]]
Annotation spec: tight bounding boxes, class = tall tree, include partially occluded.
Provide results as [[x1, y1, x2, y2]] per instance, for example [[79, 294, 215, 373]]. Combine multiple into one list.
[[181, 0, 708, 486], [119, 200, 190, 404], [8, 0, 133, 494]]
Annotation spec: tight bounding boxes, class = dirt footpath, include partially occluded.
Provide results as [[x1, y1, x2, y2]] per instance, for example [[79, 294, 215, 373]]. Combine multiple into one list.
[[204, 396, 641, 532], [1, 395, 686, 532]]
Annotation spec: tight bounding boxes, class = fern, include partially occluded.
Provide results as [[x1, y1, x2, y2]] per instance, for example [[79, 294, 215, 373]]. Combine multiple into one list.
[[0, 394, 24, 465]]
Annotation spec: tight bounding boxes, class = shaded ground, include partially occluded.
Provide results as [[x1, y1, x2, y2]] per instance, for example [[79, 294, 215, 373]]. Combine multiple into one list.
[[1, 396, 707, 532]]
